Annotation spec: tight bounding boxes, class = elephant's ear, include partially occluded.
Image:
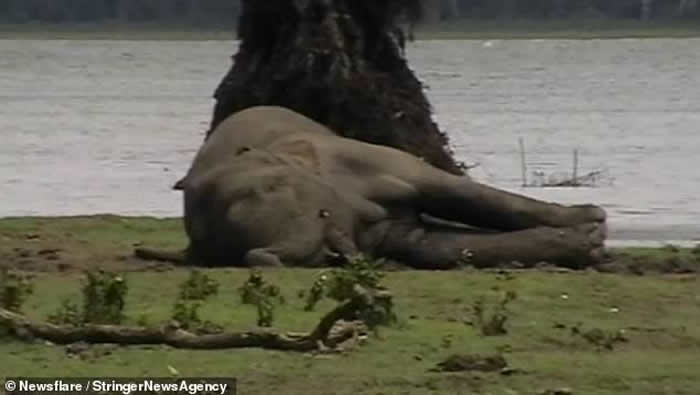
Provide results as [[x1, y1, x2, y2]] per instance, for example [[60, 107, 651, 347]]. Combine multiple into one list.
[[274, 139, 321, 174]]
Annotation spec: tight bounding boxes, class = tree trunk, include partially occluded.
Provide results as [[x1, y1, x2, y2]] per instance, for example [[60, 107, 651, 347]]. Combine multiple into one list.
[[502, 0, 516, 19], [678, 0, 698, 16], [641, 0, 653, 20], [210, 0, 463, 175], [444, 0, 460, 19], [152, 0, 174, 20], [422, 0, 442, 23], [185, 0, 203, 22], [116, 0, 131, 21]]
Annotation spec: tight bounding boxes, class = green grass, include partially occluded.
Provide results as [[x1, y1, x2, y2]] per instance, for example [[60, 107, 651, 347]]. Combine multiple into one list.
[[2, 268, 700, 394], [1, 19, 700, 40], [1, 215, 699, 394]]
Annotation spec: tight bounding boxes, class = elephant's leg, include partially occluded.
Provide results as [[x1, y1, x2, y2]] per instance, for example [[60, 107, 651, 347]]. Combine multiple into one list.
[[375, 219, 606, 269], [245, 248, 285, 267], [416, 175, 606, 231], [356, 146, 604, 231]]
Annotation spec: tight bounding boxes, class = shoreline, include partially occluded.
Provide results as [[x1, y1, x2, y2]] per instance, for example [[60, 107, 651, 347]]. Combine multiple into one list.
[[1, 214, 697, 248], [0, 215, 697, 276], [2, 19, 700, 40]]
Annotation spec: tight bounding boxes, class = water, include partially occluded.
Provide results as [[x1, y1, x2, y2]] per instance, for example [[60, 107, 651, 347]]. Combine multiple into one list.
[[1, 39, 699, 244]]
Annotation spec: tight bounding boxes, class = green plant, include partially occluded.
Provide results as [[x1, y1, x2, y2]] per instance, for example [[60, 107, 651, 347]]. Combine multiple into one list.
[[303, 272, 329, 311], [326, 255, 385, 303], [238, 269, 284, 327], [571, 324, 628, 351], [691, 244, 700, 256], [0, 268, 34, 313], [472, 290, 517, 336], [45, 270, 128, 326], [662, 244, 680, 253], [81, 270, 128, 325], [171, 270, 220, 332], [47, 299, 82, 326], [305, 255, 396, 329], [178, 270, 219, 301]]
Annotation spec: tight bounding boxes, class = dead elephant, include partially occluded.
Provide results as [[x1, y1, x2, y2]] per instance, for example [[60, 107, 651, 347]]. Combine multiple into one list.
[[161, 106, 606, 269]]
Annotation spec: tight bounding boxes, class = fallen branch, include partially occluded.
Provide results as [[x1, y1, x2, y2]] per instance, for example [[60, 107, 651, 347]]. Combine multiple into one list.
[[0, 285, 381, 351]]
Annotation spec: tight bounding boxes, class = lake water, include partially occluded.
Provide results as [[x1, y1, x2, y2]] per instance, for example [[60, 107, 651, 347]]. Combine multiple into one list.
[[1, 39, 699, 245]]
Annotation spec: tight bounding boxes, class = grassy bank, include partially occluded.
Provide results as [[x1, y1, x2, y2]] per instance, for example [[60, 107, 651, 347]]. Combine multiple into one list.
[[1, 215, 698, 273], [1, 215, 699, 394], [1, 19, 700, 40]]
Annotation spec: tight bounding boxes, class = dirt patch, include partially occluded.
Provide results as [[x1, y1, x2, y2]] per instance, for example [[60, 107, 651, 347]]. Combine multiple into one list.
[[431, 353, 508, 373], [0, 216, 183, 273], [1, 244, 172, 273], [595, 248, 700, 274]]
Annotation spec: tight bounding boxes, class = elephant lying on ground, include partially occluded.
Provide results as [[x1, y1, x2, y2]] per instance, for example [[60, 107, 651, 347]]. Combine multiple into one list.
[[170, 106, 606, 269]]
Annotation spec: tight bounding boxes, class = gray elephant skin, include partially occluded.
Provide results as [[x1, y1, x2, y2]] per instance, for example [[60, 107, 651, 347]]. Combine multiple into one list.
[[171, 106, 606, 269]]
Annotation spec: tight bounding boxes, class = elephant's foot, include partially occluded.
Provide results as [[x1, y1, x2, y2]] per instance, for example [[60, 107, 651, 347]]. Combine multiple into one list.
[[245, 249, 285, 267], [464, 222, 607, 268], [378, 221, 606, 270], [549, 204, 607, 228]]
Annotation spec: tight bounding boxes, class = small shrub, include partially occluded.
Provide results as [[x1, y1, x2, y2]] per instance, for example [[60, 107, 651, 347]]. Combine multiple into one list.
[[238, 269, 284, 327], [0, 268, 34, 313], [82, 270, 128, 325], [171, 270, 220, 332], [46, 270, 128, 326], [178, 270, 219, 301], [171, 299, 204, 329], [47, 299, 82, 326], [691, 244, 700, 256], [303, 272, 329, 311], [571, 324, 628, 351], [359, 289, 397, 330], [662, 244, 681, 253], [305, 254, 396, 329], [326, 255, 385, 303], [472, 290, 517, 336], [135, 314, 150, 327]]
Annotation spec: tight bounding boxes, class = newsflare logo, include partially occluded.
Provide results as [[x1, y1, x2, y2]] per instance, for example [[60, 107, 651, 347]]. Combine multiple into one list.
[[4, 377, 237, 395]]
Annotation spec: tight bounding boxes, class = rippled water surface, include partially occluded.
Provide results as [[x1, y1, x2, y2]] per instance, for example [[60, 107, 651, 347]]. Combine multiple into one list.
[[1, 39, 699, 243]]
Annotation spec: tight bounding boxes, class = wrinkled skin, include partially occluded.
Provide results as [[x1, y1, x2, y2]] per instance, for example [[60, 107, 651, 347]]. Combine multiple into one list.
[[178, 106, 606, 269]]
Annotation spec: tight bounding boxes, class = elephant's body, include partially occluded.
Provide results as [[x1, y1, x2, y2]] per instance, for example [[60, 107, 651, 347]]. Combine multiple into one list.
[[179, 106, 606, 269]]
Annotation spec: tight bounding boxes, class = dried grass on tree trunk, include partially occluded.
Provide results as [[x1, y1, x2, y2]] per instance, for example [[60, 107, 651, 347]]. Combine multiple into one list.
[[210, 0, 463, 175]]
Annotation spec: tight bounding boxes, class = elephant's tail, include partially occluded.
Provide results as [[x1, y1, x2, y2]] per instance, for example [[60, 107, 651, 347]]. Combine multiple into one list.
[[133, 247, 187, 264]]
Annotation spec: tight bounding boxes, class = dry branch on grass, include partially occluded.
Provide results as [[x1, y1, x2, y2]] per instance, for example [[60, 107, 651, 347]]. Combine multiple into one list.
[[0, 285, 384, 351]]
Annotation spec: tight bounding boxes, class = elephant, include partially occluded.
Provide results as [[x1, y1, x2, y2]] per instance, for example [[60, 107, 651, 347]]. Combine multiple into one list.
[[167, 106, 606, 269]]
